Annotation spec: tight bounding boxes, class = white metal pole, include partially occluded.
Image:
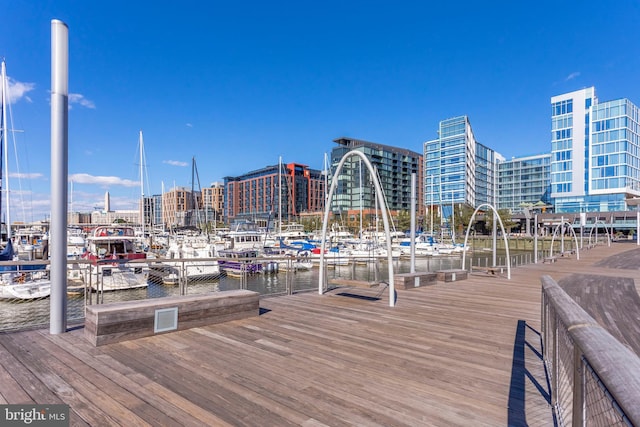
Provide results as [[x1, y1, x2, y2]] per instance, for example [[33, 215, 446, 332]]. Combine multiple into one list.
[[534, 214, 538, 263], [410, 173, 416, 274], [50, 19, 69, 334], [139, 131, 145, 238], [1, 61, 11, 240]]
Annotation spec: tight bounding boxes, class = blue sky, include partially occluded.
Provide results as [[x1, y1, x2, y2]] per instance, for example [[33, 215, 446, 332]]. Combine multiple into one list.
[[2, 0, 640, 222]]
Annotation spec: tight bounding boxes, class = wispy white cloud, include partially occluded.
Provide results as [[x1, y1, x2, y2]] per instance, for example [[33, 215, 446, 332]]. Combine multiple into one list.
[[186, 123, 193, 128], [70, 173, 139, 187], [9, 172, 43, 179], [69, 93, 96, 109], [565, 72, 580, 81], [5, 77, 35, 104], [163, 160, 189, 167]]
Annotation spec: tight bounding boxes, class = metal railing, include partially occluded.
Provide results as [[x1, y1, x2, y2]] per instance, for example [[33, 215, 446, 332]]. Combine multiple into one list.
[[541, 275, 640, 426]]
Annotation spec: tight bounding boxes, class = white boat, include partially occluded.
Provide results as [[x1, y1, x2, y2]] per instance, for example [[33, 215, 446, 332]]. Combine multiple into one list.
[[218, 248, 264, 276], [0, 270, 51, 301], [161, 237, 221, 284], [13, 226, 47, 260], [82, 225, 148, 291], [277, 253, 314, 271], [220, 220, 267, 250], [0, 61, 52, 301]]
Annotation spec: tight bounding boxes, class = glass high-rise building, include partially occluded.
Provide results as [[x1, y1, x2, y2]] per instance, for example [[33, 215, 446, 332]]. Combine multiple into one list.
[[551, 87, 640, 212], [329, 137, 423, 214], [424, 116, 501, 210], [498, 153, 551, 212]]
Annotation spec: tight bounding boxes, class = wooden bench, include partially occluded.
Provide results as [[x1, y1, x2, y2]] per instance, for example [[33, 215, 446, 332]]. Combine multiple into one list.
[[84, 289, 260, 346], [543, 256, 558, 263], [394, 272, 437, 289], [436, 269, 468, 282]]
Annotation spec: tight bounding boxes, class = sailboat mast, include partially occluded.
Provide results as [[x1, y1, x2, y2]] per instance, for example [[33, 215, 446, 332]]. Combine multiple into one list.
[[278, 156, 282, 235], [1, 60, 11, 240], [139, 130, 145, 239]]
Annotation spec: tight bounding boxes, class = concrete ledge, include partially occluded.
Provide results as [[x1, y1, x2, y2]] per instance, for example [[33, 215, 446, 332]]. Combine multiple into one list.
[[394, 272, 437, 289], [543, 256, 558, 263], [436, 269, 468, 282], [84, 289, 259, 346]]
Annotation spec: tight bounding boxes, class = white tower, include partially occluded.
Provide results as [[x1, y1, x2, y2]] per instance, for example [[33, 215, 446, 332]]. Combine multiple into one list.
[[104, 191, 111, 212]]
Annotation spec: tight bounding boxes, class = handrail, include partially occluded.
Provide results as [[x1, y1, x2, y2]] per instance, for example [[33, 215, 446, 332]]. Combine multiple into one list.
[[541, 275, 640, 426]]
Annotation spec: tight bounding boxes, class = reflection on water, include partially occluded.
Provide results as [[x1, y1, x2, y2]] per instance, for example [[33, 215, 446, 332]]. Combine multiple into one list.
[[0, 252, 529, 332]]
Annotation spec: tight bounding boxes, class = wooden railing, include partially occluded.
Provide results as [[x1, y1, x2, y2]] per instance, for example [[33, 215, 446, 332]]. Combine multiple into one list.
[[541, 275, 640, 426]]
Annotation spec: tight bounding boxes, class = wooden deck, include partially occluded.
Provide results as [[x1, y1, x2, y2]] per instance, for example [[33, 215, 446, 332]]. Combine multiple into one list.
[[1, 241, 639, 426]]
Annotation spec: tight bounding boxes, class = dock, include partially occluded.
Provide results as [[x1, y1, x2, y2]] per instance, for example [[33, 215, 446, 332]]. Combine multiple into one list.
[[1, 242, 639, 425]]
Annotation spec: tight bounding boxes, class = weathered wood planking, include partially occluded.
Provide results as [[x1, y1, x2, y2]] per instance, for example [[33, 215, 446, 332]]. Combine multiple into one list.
[[85, 289, 259, 346], [327, 278, 380, 288], [394, 271, 437, 289], [436, 268, 468, 282], [2, 242, 639, 425], [559, 273, 640, 355]]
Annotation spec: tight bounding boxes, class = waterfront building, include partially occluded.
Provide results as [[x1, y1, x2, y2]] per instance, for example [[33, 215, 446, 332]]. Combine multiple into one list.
[[162, 186, 201, 228], [202, 182, 224, 223], [151, 194, 163, 229], [498, 153, 552, 213], [89, 191, 141, 225], [329, 137, 424, 221], [424, 116, 502, 211], [224, 163, 325, 224], [551, 87, 640, 212]]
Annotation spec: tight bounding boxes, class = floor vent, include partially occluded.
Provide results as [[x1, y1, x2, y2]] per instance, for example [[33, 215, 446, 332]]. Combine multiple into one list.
[[154, 307, 178, 333]]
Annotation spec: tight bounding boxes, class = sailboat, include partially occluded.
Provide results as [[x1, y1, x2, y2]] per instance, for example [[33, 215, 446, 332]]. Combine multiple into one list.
[[0, 59, 51, 300]]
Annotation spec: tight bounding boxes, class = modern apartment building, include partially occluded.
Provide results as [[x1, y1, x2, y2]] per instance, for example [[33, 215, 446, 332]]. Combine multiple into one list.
[[498, 153, 552, 212], [329, 137, 423, 216], [162, 186, 201, 228], [551, 87, 640, 212], [424, 116, 501, 211], [202, 182, 224, 223], [223, 163, 325, 223]]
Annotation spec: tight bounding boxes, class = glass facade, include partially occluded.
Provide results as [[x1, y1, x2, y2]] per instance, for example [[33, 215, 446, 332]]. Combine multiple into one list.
[[424, 116, 499, 209], [551, 88, 640, 212], [498, 154, 551, 212], [330, 138, 422, 214]]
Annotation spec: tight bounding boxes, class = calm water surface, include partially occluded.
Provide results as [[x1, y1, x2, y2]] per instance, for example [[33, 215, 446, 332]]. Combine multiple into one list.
[[0, 251, 530, 331]]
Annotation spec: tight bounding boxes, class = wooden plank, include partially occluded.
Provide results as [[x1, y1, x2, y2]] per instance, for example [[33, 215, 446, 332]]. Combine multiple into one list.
[[8, 240, 639, 425], [0, 347, 33, 404], [85, 290, 259, 346], [327, 278, 380, 288], [436, 269, 468, 282], [394, 272, 437, 289]]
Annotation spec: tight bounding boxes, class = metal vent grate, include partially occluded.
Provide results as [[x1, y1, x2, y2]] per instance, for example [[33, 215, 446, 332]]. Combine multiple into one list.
[[154, 307, 178, 333]]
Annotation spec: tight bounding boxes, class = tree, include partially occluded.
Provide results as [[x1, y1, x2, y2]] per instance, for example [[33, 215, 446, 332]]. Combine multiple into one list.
[[396, 210, 411, 232], [455, 204, 476, 236], [485, 208, 516, 234]]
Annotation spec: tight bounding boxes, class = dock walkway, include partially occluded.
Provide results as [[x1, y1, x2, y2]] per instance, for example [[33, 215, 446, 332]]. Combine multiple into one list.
[[1, 242, 639, 425]]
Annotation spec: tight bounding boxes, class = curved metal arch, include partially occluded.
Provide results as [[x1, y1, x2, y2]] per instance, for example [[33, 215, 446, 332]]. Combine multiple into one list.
[[461, 204, 511, 280], [550, 220, 581, 259], [587, 219, 611, 247], [318, 150, 396, 307]]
